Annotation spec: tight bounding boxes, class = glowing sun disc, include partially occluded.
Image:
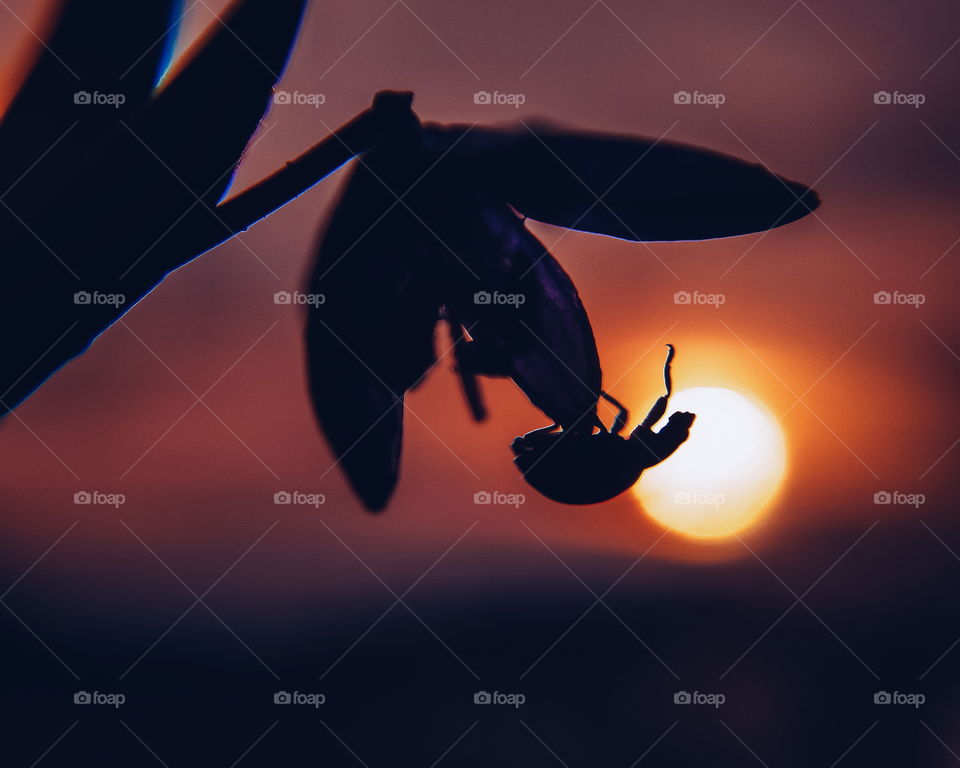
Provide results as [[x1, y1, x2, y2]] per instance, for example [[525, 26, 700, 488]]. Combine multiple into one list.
[[633, 387, 786, 539]]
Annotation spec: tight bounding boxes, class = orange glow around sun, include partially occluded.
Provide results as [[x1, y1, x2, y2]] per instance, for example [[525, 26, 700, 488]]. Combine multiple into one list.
[[633, 387, 787, 540]]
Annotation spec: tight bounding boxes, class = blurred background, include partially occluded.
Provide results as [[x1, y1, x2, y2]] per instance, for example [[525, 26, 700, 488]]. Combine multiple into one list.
[[1, 0, 959, 764]]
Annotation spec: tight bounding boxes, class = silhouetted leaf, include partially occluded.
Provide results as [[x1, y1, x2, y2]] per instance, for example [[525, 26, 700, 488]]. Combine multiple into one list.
[[306, 128, 442, 511], [0, 0, 314, 413], [425, 124, 820, 241]]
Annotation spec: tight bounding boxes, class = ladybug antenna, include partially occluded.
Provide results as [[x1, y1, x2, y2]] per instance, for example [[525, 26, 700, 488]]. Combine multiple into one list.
[[663, 343, 675, 397]]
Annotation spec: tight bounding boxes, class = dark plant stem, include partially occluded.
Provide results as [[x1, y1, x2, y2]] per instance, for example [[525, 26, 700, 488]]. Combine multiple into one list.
[[214, 90, 417, 241]]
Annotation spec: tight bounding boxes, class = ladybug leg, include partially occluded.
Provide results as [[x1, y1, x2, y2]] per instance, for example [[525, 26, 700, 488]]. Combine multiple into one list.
[[636, 343, 676, 431], [638, 395, 668, 432], [634, 411, 695, 466], [629, 345, 695, 466], [523, 423, 561, 439], [511, 423, 560, 456], [600, 391, 628, 435]]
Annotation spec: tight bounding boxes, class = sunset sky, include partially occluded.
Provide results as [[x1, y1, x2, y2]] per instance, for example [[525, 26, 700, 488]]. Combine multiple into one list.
[[0, 1, 958, 764], [1, 0, 956, 570]]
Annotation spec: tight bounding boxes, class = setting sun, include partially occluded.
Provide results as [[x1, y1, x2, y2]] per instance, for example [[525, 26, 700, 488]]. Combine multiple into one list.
[[633, 387, 786, 539]]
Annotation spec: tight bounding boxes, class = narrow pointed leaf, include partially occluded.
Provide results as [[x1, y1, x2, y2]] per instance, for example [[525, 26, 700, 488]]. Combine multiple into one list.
[[139, 0, 308, 200], [0, 0, 177, 190]]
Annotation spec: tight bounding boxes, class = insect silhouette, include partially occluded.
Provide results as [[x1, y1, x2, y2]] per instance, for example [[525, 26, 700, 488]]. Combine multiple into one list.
[[304, 93, 819, 511], [512, 344, 695, 505]]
